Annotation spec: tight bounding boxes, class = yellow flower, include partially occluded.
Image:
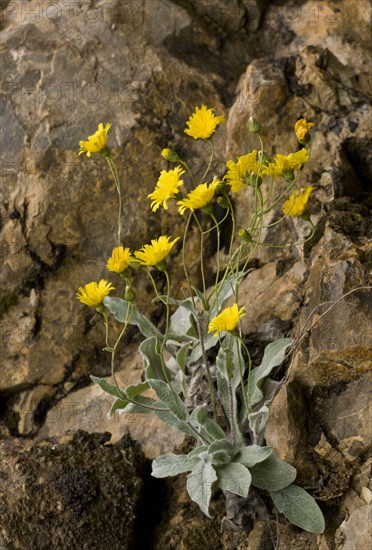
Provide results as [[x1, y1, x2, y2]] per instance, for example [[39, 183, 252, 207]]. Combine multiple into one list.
[[225, 151, 261, 193], [282, 186, 314, 217], [208, 304, 246, 337], [76, 279, 115, 307], [184, 105, 225, 140], [134, 236, 180, 267], [148, 166, 185, 212], [262, 148, 309, 180], [295, 119, 314, 144], [79, 123, 111, 157], [106, 246, 132, 274], [177, 180, 219, 215]]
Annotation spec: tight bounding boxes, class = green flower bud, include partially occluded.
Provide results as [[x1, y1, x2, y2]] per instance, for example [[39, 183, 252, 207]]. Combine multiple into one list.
[[217, 196, 229, 208], [124, 285, 136, 302], [247, 117, 262, 134], [243, 172, 262, 187], [282, 169, 295, 183], [161, 148, 181, 162], [239, 229, 252, 243]]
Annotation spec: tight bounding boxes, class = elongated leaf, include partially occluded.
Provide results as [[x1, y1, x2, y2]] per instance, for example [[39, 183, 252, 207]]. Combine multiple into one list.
[[176, 342, 191, 372], [104, 296, 163, 339], [234, 445, 273, 468], [216, 463, 252, 497], [248, 338, 293, 407], [248, 405, 270, 445], [148, 379, 188, 421], [108, 397, 129, 417], [125, 381, 150, 398], [139, 337, 170, 381], [91, 375, 123, 399], [270, 484, 325, 533], [186, 461, 217, 517], [155, 409, 197, 438], [250, 454, 297, 492], [216, 346, 234, 380], [152, 453, 200, 478], [191, 405, 226, 442], [110, 383, 152, 415], [122, 395, 163, 414], [170, 302, 194, 336]]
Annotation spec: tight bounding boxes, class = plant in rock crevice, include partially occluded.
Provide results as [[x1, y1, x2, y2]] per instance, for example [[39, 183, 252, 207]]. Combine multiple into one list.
[[76, 110, 325, 534]]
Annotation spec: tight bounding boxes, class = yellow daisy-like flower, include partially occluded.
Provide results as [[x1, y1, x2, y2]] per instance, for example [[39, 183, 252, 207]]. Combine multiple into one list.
[[184, 105, 225, 140], [208, 304, 246, 337], [79, 123, 111, 157], [295, 119, 314, 144], [282, 186, 314, 217], [106, 246, 132, 274], [225, 151, 261, 193], [76, 279, 115, 307], [262, 148, 309, 179], [134, 236, 180, 267], [148, 166, 185, 212], [177, 180, 219, 215]]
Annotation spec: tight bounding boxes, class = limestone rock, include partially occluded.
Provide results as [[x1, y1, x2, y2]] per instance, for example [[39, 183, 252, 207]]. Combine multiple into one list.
[[37, 344, 185, 459], [335, 504, 372, 550]]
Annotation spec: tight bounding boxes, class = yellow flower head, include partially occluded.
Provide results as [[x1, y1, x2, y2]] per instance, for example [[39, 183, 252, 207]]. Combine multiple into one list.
[[282, 186, 314, 217], [184, 105, 225, 140], [148, 166, 185, 212], [225, 151, 261, 193], [79, 123, 111, 157], [295, 119, 314, 143], [262, 148, 309, 179], [134, 236, 180, 267], [208, 304, 246, 337], [106, 246, 132, 274], [177, 180, 219, 215], [76, 279, 115, 307]]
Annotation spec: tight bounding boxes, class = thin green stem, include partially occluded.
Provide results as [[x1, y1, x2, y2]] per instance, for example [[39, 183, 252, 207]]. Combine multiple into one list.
[[181, 160, 196, 187], [181, 212, 197, 309], [237, 335, 253, 414], [193, 212, 206, 296], [228, 379, 236, 445], [235, 335, 251, 416], [106, 156, 123, 245], [200, 138, 214, 183], [209, 212, 221, 313]]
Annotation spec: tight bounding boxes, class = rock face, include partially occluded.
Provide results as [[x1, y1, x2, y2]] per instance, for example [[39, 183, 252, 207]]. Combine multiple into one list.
[[0, 0, 371, 548]]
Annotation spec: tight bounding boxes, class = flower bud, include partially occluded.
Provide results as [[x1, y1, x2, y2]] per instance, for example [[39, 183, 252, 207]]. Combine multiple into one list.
[[124, 285, 136, 302], [247, 117, 262, 134], [161, 148, 180, 162], [282, 169, 295, 183], [239, 229, 252, 243], [217, 196, 229, 208], [295, 119, 314, 145], [243, 172, 262, 187]]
